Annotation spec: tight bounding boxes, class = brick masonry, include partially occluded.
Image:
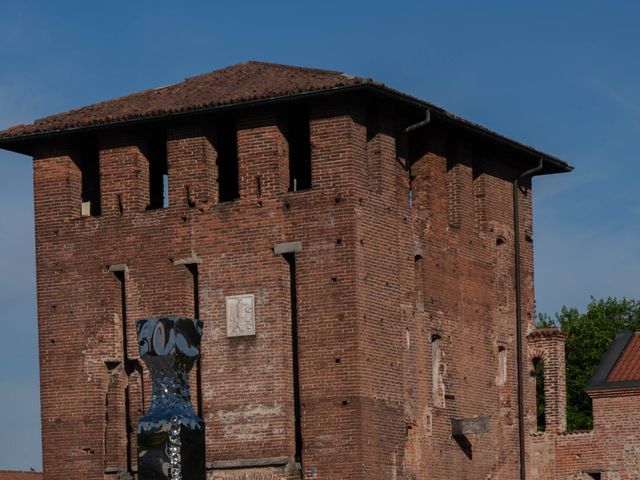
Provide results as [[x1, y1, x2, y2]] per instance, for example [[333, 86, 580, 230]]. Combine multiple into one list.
[[22, 88, 563, 480], [0, 473, 43, 480]]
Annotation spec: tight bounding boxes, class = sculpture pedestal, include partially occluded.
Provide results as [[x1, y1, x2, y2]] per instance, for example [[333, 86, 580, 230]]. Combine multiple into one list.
[[137, 317, 205, 480]]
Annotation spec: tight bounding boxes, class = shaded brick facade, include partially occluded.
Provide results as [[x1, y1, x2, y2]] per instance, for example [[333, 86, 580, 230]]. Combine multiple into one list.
[[0, 63, 572, 480]]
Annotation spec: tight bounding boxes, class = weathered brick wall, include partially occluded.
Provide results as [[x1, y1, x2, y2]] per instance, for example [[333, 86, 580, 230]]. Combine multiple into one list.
[[33, 97, 541, 479], [353, 109, 538, 479]]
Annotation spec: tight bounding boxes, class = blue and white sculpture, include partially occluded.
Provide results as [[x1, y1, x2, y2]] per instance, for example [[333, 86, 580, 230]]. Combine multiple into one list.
[[137, 317, 205, 480]]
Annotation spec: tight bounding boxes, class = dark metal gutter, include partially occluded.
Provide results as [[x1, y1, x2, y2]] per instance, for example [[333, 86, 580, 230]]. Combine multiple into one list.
[[513, 158, 544, 480]]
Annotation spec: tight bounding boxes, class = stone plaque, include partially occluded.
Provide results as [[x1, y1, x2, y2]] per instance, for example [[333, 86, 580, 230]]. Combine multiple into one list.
[[226, 294, 255, 337]]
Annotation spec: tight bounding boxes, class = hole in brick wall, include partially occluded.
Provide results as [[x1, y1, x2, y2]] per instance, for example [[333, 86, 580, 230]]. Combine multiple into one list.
[[73, 140, 101, 217], [335, 358, 341, 364], [331, 277, 338, 283], [216, 119, 240, 202], [336, 239, 342, 245], [284, 201, 290, 210], [283, 107, 312, 192], [185, 186, 196, 208], [335, 197, 341, 203], [256, 176, 262, 197], [496, 236, 506, 246], [117, 195, 124, 216], [341, 400, 348, 406]]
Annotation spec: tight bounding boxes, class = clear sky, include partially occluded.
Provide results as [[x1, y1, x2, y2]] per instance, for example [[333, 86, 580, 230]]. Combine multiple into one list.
[[0, 0, 638, 471]]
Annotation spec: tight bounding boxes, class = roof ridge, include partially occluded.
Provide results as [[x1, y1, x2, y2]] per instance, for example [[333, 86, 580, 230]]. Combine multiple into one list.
[[182, 60, 351, 83]]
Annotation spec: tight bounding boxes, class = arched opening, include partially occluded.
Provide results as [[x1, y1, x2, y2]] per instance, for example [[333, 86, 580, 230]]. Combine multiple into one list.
[[533, 357, 546, 431]]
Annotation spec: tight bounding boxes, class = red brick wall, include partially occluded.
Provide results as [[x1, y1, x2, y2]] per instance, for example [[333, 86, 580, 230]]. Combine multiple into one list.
[[0, 472, 43, 480], [32, 97, 541, 480]]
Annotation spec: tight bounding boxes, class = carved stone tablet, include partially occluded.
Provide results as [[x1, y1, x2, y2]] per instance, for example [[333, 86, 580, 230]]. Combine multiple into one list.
[[226, 294, 255, 337]]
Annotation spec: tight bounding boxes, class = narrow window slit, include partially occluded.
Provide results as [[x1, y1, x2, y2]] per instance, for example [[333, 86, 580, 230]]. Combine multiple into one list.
[[284, 108, 312, 192], [432, 334, 445, 408], [533, 357, 546, 431], [284, 253, 304, 463], [497, 346, 507, 386], [186, 263, 203, 417], [185, 186, 196, 208], [216, 120, 239, 202], [415, 255, 424, 311], [75, 141, 101, 217], [146, 134, 168, 210]]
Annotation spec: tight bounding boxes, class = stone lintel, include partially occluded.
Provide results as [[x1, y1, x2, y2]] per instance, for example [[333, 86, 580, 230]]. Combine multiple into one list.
[[206, 456, 290, 469], [273, 241, 303, 255]]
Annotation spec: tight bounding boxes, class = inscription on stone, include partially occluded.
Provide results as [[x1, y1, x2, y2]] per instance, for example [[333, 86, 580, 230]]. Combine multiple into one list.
[[226, 294, 255, 337]]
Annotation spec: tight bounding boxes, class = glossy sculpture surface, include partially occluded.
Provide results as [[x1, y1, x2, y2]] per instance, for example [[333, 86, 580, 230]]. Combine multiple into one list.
[[137, 317, 205, 480]]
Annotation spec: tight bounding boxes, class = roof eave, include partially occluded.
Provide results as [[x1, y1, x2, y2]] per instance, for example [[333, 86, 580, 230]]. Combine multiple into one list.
[[0, 83, 574, 173]]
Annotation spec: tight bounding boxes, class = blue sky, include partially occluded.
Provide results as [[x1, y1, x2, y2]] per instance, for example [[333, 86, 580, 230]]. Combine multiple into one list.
[[0, 0, 638, 471]]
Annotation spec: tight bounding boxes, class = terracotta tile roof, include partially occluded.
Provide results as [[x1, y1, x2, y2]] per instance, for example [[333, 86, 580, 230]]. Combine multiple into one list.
[[608, 333, 640, 382], [0, 471, 43, 480], [0, 61, 571, 172], [587, 332, 640, 394]]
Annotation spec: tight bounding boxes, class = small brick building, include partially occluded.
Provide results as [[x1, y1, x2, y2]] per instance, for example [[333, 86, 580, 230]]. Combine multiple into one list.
[[0, 62, 573, 479], [529, 330, 640, 480]]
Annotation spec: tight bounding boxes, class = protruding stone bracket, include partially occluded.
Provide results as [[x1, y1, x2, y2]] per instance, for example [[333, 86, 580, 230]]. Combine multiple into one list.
[[451, 416, 490, 437], [173, 256, 203, 266], [108, 264, 128, 273]]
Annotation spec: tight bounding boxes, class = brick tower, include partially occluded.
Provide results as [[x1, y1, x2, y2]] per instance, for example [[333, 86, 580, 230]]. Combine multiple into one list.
[[0, 61, 571, 480]]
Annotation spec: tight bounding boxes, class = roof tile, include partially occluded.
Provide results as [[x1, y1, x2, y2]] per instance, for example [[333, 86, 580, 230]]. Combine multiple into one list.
[[608, 333, 640, 382], [0, 61, 571, 172], [0, 61, 375, 139]]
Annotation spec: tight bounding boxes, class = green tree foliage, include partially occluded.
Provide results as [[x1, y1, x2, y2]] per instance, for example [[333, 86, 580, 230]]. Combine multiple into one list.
[[537, 297, 640, 431]]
